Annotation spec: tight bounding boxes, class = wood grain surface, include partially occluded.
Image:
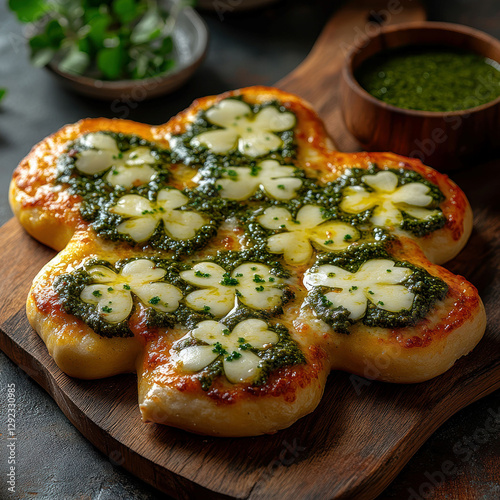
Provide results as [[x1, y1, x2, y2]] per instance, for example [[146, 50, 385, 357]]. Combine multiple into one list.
[[1, 1, 499, 499]]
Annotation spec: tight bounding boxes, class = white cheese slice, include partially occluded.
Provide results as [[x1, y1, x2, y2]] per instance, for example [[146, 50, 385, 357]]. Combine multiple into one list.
[[177, 345, 219, 372], [110, 189, 206, 243], [75, 134, 160, 188], [215, 160, 302, 201], [180, 262, 284, 316], [181, 263, 236, 317], [341, 171, 440, 228], [80, 259, 182, 322], [190, 99, 296, 157], [362, 171, 398, 192], [233, 263, 284, 310], [80, 132, 118, 151], [80, 285, 133, 324], [222, 351, 263, 384], [175, 318, 279, 384], [304, 259, 415, 320], [258, 205, 359, 266], [206, 99, 252, 126], [191, 129, 238, 154], [121, 259, 167, 283], [253, 105, 296, 132]]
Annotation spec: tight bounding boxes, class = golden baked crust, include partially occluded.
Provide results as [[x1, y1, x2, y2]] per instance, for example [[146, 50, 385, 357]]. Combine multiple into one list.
[[10, 119, 159, 251], [27, 231, 143, 379], [136, 239, 484, 436], [10, 87, 471, 262], [13, 86, 485, 436]]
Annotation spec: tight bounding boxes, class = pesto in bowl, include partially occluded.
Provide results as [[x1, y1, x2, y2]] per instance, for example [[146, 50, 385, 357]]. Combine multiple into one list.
[[355, 45, 500, 112]]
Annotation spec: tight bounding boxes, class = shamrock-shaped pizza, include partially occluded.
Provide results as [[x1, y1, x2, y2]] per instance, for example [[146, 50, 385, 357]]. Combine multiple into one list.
[[10, 86, 485, 436]]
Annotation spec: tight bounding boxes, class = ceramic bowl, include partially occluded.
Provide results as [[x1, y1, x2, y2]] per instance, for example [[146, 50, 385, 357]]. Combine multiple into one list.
[[340, 22, 500, 170], [47, 6, 208, 101], [197, 0, 278, 11]]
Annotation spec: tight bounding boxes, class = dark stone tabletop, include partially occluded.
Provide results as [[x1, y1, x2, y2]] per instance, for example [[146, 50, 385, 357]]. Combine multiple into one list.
[[0, 1, 498, 498]]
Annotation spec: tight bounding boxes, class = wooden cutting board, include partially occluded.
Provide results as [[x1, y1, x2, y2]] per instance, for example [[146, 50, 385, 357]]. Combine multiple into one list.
[[1, 1, 499, 499]]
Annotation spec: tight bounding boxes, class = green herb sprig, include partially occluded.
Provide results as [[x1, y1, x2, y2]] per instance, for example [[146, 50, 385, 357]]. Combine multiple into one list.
[[8, 0, 195, 80]]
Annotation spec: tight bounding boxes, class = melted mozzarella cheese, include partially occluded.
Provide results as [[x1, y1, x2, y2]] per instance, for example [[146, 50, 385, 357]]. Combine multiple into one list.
[[180, 262, 284, 317], [190, 99, 296, 157], [75, 133, 160, 188], [175, 319, 278, 384], [215, 160, 302, 201], [258, 205, 359, 265], [80, 260, 182, 323], [110, 189, 206, 242], [340, 171, 440, 228], [304, 259, 415, 320]]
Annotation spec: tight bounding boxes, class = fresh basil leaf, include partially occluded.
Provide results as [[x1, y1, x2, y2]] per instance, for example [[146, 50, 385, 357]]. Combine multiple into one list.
[[147, 28, 162, 42], [131, 7, 162, 45], [113, 0, 139, 24], [8, 0, 48, 23], [31, 47, 55, 67], [88, 14, 112, 47], [29, 34, 50, 51], [83, 7, 101, 24], [10, 0, 181, 81], [45, 19, 65, 49], [97, 45, 126, 79], [78, 37, 91, 54], [58, 46, 90, 75], [132, 53, 149, 79], [159, 58, 175, 74], [159, 36, 173, 55], [0, 88, 7, 103]]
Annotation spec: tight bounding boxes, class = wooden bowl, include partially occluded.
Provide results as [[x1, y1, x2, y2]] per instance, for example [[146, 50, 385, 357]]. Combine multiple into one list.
[[340, 22, 500, 170], [197, 0, 278, 10], [47, 6, 208, 102]]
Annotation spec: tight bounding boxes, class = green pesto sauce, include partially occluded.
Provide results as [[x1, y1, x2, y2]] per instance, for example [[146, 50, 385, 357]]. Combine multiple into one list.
[[308, 242, 448, 334], [212, 248, 291, 278], [356, 46, 500, 112], [197, 162, 310, 205], [53, 254, 294, 338], [170, 97, 297, 167], [56, 131, 223, 255], [245, 209, 369, 255], [57, 131, 171, 198], [211, 248, 295, 318], [337, 164, 446, 237], [83, 186, 227, 257], [239, 164, 446, 240], [53, 258, 194, 338], [174, 320, 305, 391]]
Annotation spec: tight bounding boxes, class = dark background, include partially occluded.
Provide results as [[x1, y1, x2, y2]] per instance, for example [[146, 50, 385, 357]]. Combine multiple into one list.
[[0, 0, 499, 498]]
